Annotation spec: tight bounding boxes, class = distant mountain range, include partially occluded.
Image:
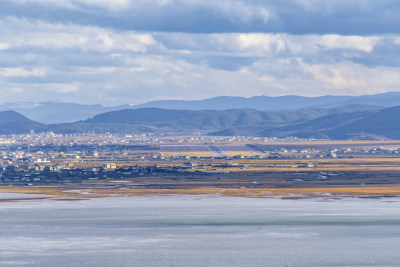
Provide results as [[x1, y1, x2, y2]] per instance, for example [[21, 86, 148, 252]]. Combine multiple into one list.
[[132, 92, 400, 111], [0, 104, 394, 139], [84, 105, 378, 131], [3, 92, 400, 139], [4, 92, 400, 123], [6, 105, 374, 135]]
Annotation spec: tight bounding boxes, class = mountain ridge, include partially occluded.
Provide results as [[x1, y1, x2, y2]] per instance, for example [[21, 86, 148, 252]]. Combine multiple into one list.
[[0, 104, 379, 135], [131, 92, 400, 111], [2, 99, 400, 140], [4, 92, 400, 123]]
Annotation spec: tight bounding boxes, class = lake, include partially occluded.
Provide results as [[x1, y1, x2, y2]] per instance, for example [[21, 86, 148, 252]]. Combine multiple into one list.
[[1, 195, 400, 266]]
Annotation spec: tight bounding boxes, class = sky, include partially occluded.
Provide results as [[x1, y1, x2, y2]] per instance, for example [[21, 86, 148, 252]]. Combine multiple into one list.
[[1, 0, 400, 105]]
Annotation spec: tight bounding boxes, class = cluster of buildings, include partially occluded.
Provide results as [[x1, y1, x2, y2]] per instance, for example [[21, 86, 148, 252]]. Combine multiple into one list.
[[1, 132, 400, 184]]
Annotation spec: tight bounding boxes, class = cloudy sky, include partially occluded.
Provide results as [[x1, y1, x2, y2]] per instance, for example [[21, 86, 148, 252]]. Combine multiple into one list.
[[1, 0, 400, 105]]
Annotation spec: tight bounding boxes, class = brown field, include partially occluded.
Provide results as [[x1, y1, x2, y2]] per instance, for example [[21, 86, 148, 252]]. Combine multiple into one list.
[[3, 185, 400, 201], [3, 165, 400, 201]]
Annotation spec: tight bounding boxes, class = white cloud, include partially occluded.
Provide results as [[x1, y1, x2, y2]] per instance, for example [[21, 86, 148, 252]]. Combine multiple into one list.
[[0, 17, 158, 53], [318, 35, 381, 52], [0, 42, 10, 50], [4, 52, 400, 105], [156, 33, 287, 57], [0, 67, 48, 77], [156, 32, 386, 58], [1, 16, 400, 105], [235, 34, 285, 54], [79, 0, 130, 11], [41, 83, 79, 93], [243, 58, 400, 96]]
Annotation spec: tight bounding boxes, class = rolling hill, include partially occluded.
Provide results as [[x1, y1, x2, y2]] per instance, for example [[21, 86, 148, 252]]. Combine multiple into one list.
[[81, 105, 379, 131], [3, 103, 400, 140], [0, 102, 130, 124], [0, 110, 45, 134], [254, 106, 400, 140]]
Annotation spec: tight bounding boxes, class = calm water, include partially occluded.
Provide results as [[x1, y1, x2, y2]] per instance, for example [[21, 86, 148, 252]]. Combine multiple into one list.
[[1, 195, 400, 266]]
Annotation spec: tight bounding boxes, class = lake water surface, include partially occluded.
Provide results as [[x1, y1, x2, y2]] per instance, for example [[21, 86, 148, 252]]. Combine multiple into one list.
[[1, 195, 400, 266]]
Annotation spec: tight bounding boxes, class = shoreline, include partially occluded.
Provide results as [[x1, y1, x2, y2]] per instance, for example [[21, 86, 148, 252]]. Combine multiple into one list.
[[2, 184, 400, 201]]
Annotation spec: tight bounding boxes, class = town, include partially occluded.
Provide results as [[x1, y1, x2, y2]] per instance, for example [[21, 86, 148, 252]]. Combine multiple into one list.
[[2, 132, 400, 187]]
